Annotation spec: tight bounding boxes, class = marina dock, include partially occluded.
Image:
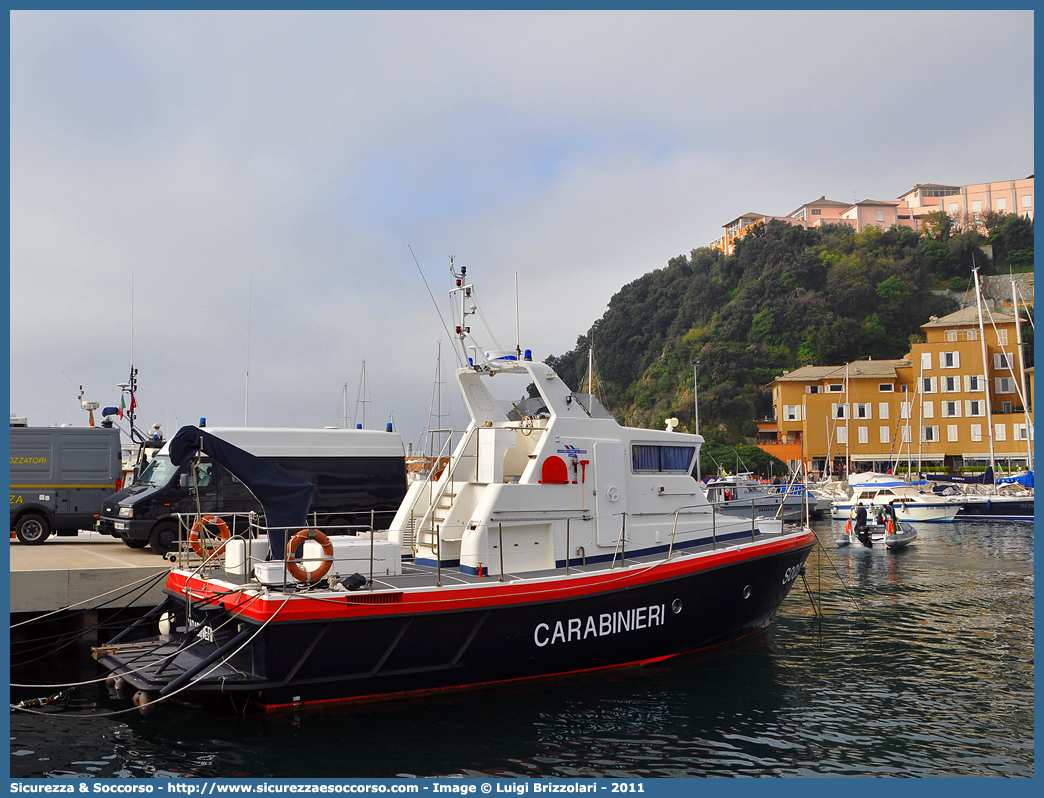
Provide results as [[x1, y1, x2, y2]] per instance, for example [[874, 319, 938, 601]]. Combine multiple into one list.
[[9, 533, 169, 615]]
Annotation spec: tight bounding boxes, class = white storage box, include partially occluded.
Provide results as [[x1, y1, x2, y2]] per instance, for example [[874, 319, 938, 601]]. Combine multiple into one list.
[[224, 537, 272, 576], [327, 536, 401, 577], [254, 561, 290, 585], [253, 535, 402, 585]]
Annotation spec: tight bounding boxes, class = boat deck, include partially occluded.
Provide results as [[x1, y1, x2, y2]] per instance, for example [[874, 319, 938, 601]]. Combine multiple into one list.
[[189, 521, 800, 595]]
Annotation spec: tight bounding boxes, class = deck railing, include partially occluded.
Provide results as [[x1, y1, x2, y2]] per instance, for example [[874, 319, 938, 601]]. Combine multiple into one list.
[[169, 512, 379, 590]]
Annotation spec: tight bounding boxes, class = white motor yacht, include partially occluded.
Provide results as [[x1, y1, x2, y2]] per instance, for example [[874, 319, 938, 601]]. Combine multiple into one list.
[[830, 472, 960, 522]]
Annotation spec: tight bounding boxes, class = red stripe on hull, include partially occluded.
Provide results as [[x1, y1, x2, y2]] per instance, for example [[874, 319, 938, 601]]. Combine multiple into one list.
[[166, 531, 816, 624]]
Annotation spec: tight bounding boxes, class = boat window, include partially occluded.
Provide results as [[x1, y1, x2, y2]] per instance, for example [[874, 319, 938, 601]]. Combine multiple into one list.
[[631, 444, 696, 473]]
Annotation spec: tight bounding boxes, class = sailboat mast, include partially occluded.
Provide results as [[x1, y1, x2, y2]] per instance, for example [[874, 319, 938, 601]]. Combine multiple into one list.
[[916, 358, 924, 479], [826, 416, 833, 478], [423, 343, 445, 457], [588, 347, 594, 407], [844, 363, 850, 476], [357, 360, 369, 430], [1012, 278, 1033, 471], [973, 264, 997, 479], [692, 360, 700, 481], [906, 370, 914, 479]]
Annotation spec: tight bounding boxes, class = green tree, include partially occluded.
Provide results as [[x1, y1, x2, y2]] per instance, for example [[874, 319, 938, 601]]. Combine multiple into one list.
[[546, 212, 1024, 446], [922, 210, 955, 240], [985, 212, 1034, 271]]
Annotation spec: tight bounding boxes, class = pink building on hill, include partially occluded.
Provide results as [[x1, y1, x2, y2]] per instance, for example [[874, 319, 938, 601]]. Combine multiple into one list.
[[711, 176, 1033, 254], [899, 178, 1035, 232]]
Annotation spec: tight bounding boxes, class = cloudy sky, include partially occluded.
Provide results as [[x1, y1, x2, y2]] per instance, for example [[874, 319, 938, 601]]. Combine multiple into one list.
[[9, 10, 1034, 452]]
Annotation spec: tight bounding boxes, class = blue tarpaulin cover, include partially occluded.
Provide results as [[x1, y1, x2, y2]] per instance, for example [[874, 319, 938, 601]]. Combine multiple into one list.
[[998, 470, 1034, 488], [168, 425, 314, 558]]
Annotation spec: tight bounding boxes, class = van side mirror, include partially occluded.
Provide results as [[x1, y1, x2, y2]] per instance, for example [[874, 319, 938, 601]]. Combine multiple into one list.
[[179, 474, 191, 489]]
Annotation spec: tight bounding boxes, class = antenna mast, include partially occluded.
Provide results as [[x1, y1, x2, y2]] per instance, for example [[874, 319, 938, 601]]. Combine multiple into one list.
[[130, 272, 134, 373], [123, 273, 143, 444], [448, 257, 475, 367], [245, 273, 252, 426], [515, 271, 521, 361]]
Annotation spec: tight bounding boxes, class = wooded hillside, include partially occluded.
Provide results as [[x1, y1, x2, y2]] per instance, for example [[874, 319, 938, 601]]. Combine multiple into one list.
[[547, 213, 1033, 454]]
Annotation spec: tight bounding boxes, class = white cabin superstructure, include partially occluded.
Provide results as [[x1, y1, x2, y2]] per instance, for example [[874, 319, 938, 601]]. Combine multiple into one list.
[[388, 264, 764, 577]]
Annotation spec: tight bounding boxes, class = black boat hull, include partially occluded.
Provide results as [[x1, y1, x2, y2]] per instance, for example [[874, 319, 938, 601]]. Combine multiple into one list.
[[954, 498, 1033, 522], [98, 538, 814, 709]]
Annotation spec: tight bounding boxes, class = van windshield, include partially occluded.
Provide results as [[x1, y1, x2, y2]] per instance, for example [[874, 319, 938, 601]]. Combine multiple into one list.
[[137, 455, 179, 487]]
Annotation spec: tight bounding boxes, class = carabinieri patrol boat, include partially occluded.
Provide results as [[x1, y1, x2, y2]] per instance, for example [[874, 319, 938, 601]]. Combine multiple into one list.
[[93, 263, 816, 711]]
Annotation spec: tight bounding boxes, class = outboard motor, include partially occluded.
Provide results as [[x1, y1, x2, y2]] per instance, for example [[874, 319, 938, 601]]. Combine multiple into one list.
[[854, 506, 872, 548]]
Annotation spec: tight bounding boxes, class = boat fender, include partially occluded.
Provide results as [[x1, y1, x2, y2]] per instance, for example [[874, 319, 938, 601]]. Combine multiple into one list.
[[285, 528, 334, 583], [887, 519, 895, 535], [189, 515, 231, 559], [845, 519, 851, 535]]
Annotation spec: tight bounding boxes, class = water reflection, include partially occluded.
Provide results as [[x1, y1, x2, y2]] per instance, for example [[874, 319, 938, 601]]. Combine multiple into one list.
[[10, 520, 1033, 778]]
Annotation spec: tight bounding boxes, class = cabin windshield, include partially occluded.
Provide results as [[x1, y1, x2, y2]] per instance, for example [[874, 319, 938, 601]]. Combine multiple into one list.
[[136, 454, 180, 487]]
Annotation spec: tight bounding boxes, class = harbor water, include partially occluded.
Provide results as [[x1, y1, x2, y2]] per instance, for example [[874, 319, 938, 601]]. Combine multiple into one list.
[[10, 518, 1034, 778]]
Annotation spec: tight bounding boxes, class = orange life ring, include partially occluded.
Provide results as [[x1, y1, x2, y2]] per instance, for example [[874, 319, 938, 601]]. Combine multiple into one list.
[[285, 528, 334, 583], [887, 519, 895, 535], [189, 515, 231, 558], [845, 519, 851, 534]]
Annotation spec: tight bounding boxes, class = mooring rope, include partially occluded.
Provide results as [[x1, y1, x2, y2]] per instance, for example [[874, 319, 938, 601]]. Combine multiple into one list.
[[11, 591, 285, 718]]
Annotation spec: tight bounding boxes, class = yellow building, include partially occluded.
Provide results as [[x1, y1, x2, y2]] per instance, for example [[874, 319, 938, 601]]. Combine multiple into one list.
[[764, 307, 1033, 476]]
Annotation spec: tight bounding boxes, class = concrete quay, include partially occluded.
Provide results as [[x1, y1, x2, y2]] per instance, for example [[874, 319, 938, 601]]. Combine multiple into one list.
[[9, 532, 170, 615]]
